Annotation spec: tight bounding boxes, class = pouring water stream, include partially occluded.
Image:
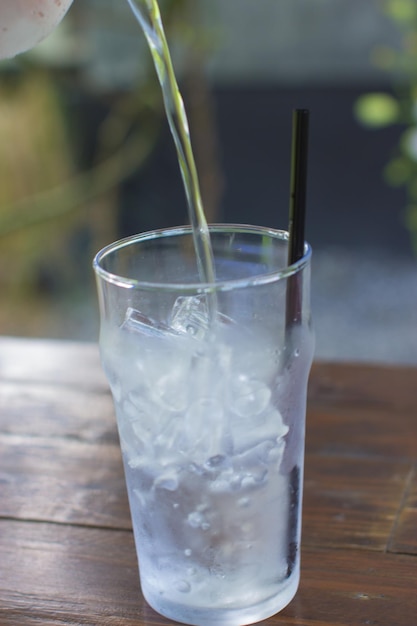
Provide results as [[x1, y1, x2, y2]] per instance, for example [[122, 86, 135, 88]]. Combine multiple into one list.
[[126, 0, 217, 316]]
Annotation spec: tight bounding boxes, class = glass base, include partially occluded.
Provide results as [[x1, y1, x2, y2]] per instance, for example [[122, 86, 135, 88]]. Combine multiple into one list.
[[141, 568, 299, 626]]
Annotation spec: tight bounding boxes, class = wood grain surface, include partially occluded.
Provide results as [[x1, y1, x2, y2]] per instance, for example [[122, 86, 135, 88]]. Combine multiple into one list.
[[1, 337, 416, 625]]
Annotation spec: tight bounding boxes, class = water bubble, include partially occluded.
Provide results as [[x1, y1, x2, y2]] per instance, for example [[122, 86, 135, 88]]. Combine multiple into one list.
[[184, 549, 192, 557], [175, 580, 191, 593], [153, 472, 179, 491], [238, 497, 250, 508], [187, 511, 204, 528], [187, 511, 210, 530], [205, 455, 229, 471]]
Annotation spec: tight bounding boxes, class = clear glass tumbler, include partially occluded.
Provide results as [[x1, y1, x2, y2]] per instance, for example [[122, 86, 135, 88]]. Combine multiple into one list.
[[93, 224, 314, 626]]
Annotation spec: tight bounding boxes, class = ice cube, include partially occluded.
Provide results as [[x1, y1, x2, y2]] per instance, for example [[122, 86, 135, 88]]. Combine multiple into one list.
[[154, 415, 185, 455], [117, 413, 149, 469], [122, 307, 180, 338], [229, 375, 272, 418], [169, 295, 236, 340], [120, 306, 196, 401], [232, 408, 288, 456], [153, 368, 190, 412], [184, 398, 229, 463], [170, 295, 210, 339], [233, 437, 287, 488]]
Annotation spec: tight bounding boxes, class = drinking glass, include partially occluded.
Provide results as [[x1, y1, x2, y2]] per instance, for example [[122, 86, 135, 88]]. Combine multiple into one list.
[[93, 224, 314, 626]]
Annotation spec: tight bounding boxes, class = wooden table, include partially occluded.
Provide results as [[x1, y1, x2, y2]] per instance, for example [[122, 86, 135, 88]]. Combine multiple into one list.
[[0, 336, 416, 625]]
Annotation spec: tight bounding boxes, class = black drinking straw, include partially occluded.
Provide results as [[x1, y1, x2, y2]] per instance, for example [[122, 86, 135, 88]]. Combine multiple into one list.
[[286, 108, 310, 329], [285, 109, 310, 578]]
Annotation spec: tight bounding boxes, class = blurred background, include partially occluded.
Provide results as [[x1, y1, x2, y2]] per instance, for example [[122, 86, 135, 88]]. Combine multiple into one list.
[[0, 0, 416, 363]]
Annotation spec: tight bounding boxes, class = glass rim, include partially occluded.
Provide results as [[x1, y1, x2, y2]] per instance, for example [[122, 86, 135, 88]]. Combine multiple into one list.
[[93, 223, 312, 293]]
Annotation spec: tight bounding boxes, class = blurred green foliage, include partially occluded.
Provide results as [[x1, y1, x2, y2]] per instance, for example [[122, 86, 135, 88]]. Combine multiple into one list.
[[0, 0, 217, 337], [354, 0, 417, 254]]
